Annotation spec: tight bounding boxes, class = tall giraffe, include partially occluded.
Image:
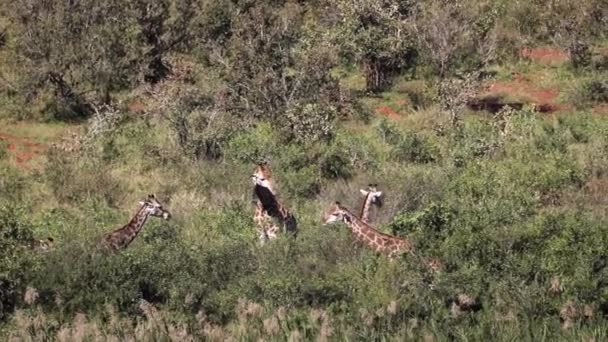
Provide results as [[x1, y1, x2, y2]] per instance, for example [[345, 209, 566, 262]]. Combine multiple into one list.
[[100, 194, 171, 251], [323, 202, 413, 258], [251, 162, 297, 242], [359, 184, 383, 224]]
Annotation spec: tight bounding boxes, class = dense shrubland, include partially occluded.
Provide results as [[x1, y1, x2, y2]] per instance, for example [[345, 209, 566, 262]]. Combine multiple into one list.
[[1, 0, 608, 340]]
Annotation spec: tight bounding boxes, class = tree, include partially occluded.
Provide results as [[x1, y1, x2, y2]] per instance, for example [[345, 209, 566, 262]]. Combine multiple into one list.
[[332, 0, 417, 92], [206, 1, 345, 136], [7, 0, 144, 118], [411, 0, 499, 78]]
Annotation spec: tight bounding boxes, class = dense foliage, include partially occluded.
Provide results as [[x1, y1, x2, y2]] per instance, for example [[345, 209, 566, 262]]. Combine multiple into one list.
[[0, 0, 607, 340]]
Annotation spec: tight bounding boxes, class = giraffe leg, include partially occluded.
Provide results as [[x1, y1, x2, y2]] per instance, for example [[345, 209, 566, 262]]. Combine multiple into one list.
[[266, 223, 280, 241], [254, 204, 279, 245], [254, 205, 269, 244]]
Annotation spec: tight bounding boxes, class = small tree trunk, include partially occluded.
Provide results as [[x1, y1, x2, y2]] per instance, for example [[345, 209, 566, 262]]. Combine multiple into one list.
[[363, 57, 385, 93]]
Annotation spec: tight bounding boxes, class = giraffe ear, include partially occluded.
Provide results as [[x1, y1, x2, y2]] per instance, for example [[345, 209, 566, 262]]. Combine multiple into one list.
[[360, 189, 369, 196], [139, 201, 146, 206], [376, 191, 383, 197]]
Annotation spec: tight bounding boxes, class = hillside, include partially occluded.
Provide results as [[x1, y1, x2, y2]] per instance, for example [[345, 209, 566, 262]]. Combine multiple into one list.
[[1, 0, 608, 340]]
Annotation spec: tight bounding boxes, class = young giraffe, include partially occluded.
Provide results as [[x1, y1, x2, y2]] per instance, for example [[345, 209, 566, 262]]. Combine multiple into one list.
[[356, 187, 442, 270], [358, 184, 383, 224], [100, 194, 171, 251], [30, 237, 55, 252], [323, 202, 414, 258], [251, 162, 297, 242]]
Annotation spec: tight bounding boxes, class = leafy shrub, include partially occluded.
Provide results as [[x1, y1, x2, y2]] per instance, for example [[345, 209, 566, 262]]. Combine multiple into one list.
[[45, 149, 124, 206], [389, 202, 452, 236], [279, 165, 321, 198], [375, 118, 402, 145], [393, 80, 436, 110], [319, 150, 352, 180], [225, 123, 278, 162], [282, 103, 336, 144], [333, 0, 418, 92], [0, 164, 28, 203], [390, 132, 437, 164], [569, 79, 607, 109], [0, 205, 36, 321]]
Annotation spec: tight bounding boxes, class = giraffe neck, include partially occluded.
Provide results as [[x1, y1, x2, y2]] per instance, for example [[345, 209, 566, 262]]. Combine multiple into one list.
[[341, 209, 379, 248], [254, 184, 297, 235], [255, 184, 281, 217], [341, 207, 412, 257], [360, 193, 374, 223], [120, 206, 151, 246]]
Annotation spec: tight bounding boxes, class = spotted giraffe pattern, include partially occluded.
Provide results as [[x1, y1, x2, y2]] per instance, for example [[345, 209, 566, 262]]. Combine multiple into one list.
[[100, 194, 171, 251], [359, 184, 383, 224], [252, 162, 297, 241], [323, 202, 413, 258]]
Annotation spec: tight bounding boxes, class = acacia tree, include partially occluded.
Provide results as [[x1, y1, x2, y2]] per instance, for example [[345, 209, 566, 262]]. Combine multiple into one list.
[[412, 0, 499, 78], [133, 0, 202, 83], [206, 1, 345, 142], [332, 0, 417, 93], [8, 0, 145, 118], [7, 0, 202, 119]]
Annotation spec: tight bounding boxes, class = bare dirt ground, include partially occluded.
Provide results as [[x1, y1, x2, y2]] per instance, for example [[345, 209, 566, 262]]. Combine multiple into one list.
[[482, 72, 568, 113]]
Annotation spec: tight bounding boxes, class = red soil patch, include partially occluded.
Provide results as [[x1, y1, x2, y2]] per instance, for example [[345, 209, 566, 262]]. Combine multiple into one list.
[[593, 104, 608, 115], [473, 74, 569, 113], [0, 131, 48, 169], [520, 47, 569, 65], [376, 105, 401, 120]]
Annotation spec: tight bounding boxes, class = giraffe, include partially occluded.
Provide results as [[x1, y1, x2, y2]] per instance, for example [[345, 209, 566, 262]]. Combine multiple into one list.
[[251, 162, 297, 242], [100, 194, 171, 251], [322, 202, 414, 258], [358, 184, 383, 224], [29, 237, 55, 252]]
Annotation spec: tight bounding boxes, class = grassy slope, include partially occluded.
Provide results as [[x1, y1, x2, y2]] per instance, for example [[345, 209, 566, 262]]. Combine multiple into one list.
[[2, 50, 608, 340]]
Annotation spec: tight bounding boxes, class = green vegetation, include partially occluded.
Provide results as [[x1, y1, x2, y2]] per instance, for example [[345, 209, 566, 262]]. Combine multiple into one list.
[[0, 0, 607, 340]]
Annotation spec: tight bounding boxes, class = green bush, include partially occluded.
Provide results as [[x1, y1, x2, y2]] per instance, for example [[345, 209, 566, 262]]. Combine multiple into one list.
[[0, 205, 36, 321], [393, 80, 436, 110], [45, 149, 124, 206], [282, 103, 336, 144], [570, 79, 608, 108], [390, 132, 438, 164], [319, 146, 354, 180]]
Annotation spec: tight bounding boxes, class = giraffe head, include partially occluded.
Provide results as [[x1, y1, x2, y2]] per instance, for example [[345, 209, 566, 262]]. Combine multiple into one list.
[[360, 183, 383, 207], [251, 161, 275, 192], [139, 194, 171, 220], [322, 202, 349, 224]]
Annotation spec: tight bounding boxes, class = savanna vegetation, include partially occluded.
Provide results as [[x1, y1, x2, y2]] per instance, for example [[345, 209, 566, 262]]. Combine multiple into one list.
[[0, 0, 608, 340]]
